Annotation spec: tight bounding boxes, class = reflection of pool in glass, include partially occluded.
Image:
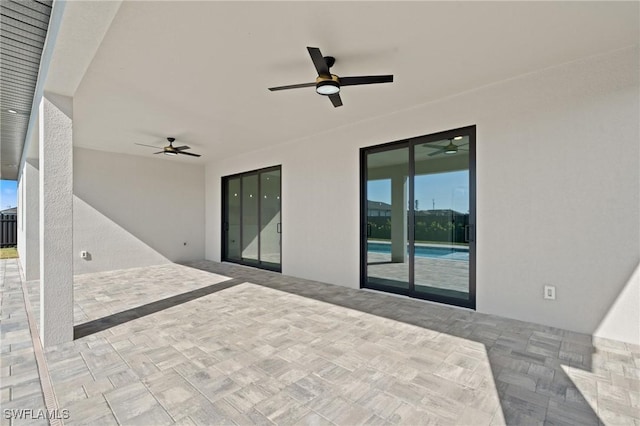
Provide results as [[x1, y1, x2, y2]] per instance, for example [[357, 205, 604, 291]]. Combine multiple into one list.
[[367, 242, 469, 261]]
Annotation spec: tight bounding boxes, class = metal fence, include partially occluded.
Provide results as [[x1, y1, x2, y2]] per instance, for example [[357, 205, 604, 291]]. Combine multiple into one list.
[[1, 213, 17, 248]]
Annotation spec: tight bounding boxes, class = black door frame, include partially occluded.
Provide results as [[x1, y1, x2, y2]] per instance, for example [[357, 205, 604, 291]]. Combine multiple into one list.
[[221, 165, 282, 273], [360, 126, 476, 309]]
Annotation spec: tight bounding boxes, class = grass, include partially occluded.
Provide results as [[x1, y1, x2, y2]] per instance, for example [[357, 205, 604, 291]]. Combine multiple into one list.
[[0, 247, 18, 259]]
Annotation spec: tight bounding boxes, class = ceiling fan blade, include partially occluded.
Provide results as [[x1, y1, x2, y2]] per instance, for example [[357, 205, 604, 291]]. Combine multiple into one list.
[[340, 75, 394, 86], [428, 148, 446, 157], [307, 47, 329, 76], [153, 151, 164, 155], [135, 143, 163, 149], [269, 82, 316, 91], [173, 145, 191, 151], [329, 93, 343, 107], [177, 151, 201, 157]]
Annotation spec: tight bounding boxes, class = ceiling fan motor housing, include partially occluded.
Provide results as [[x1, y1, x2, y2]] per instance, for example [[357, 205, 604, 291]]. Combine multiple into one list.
[[164, 137, 177, 154], [323, 56, 336, 68]]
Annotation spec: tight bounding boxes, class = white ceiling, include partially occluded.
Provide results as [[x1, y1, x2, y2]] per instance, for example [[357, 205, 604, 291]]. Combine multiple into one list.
[[65, 1, 639, 164]]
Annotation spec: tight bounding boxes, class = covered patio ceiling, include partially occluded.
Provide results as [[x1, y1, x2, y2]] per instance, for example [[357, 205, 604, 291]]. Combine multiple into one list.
[[7, 1, 640, 172], [0, 0, 52, 180]]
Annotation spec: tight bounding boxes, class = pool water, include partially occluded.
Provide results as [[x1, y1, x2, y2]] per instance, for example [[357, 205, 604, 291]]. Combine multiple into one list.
[[367, 242, 469, 261]]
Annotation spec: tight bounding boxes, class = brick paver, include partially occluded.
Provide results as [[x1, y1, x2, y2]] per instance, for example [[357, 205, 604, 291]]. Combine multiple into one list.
[[1, 258, 639, 425], [1, 259, 47, 426]]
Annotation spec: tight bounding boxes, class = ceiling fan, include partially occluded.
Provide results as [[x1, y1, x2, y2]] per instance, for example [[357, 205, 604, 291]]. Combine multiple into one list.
[[424, 138, 469, 156], [268, 46, 394, 107], [135, 137, 201, 157]]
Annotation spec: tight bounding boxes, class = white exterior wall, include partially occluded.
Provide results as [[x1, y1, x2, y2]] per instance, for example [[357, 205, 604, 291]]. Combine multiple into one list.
[[17, 168, 25, 273], [17, 161, 40, 281], [73, 147, 205, 274], [205, 47, 639, 344]]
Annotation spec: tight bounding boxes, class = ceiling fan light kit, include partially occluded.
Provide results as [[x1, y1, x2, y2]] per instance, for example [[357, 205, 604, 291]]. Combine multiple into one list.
[[316, 76, 340, 95], [444, 143, 458, 155]]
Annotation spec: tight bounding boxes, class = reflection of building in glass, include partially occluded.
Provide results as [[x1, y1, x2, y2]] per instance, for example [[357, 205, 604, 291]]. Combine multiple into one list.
[[367, 200, 392, 217]]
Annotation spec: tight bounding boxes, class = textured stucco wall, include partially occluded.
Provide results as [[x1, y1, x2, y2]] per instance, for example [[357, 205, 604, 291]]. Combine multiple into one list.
[[72, 195, 169, 274], [206, 47, 639, 344], [73, 147, 205, 274], [39, 95, 74, 346]]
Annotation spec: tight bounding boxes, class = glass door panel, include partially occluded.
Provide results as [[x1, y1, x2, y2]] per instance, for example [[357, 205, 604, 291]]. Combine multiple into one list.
[[414, 138, 470, 301], [365, 146, 410, 290], [361, 127, 475, 309], [260, 169, 281, 268], [225, 177, 241, 260], [241, 174, 259, 263]]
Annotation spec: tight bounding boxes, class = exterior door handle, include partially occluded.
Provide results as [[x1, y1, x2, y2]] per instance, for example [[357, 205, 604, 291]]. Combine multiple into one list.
[[367, 223, 372, 237], [276, 223, 281, 234]]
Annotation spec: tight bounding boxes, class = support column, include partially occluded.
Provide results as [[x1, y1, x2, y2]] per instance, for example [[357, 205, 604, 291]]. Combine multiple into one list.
[[39, 94, 73, 346], [22, 161, 40, 281], [390, 174, 407, 263]]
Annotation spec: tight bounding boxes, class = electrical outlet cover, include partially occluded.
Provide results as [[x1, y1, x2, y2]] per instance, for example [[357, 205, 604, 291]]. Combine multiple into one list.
[[544, 285, 556, 300]]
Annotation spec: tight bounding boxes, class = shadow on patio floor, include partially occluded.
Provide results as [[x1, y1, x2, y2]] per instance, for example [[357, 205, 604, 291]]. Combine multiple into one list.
[[74, 278, 244, 339]]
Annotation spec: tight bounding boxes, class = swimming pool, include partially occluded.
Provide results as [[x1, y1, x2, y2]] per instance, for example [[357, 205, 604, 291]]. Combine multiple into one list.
[[367, 242, 469, 261]]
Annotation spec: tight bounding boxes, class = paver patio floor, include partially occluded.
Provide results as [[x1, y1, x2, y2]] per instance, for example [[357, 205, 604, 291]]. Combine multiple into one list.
[[2, 258, 639, 425]]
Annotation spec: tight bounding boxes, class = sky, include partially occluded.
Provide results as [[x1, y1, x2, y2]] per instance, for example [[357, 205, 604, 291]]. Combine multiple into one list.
[[368, 170, 469, 213], [1, 180, 17, 209]]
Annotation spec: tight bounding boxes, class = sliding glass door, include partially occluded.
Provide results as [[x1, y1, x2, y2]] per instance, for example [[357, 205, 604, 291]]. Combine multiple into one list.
[[361, 126, 475, 309], [222, 166, 281, 272]]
